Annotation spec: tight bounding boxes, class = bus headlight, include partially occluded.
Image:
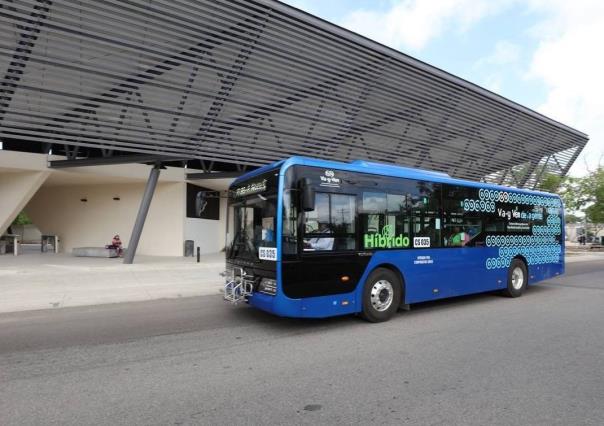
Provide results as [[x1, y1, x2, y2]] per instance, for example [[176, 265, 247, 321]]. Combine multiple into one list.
[[258, 278, 277, 295]]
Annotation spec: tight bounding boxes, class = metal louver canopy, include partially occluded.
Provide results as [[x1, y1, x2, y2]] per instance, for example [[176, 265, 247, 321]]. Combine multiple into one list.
[[0, 0, 588, 188]]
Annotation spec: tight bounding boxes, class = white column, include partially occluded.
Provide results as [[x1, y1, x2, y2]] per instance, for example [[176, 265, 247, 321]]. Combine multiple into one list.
[[0, 170, 50, 236]]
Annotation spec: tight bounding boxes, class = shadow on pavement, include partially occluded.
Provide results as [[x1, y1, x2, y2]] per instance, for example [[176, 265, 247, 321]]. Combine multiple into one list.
[[225, 282, 561, 331]]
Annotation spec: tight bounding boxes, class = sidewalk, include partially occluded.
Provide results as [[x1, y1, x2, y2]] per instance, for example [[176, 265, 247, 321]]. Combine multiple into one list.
[[565, 251, 604, 263], [0, 249, 602, 315], [0, 251, 224, 314]]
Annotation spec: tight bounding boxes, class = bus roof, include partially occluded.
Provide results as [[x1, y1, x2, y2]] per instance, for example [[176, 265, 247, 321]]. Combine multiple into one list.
[[232, 156, 561, 198]]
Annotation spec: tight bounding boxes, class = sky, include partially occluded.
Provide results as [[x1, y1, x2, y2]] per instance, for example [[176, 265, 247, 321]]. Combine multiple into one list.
[[281, 0, 604, 177]]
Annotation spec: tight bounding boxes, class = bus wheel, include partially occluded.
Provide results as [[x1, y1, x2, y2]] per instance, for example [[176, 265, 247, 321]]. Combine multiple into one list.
[[360, 268, 402, 323], [503, 259, 527, 298]]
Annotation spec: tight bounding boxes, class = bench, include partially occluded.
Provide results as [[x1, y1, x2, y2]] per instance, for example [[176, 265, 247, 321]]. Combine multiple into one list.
[[0, 234, 21, 256], [73, 247, 120, 258]]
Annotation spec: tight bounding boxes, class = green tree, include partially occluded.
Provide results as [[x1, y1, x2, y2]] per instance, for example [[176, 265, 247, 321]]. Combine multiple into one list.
[[557, 176, 583, 212], [538, 173, 563, 193], [564, 213, 581, 224], [558, 167, 604, 237], [12, 212, 32, 226], [584, 168, 604, 223]]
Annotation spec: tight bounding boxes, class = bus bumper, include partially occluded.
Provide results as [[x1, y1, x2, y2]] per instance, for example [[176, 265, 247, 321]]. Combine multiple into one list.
[[248, 291, 359, 318]]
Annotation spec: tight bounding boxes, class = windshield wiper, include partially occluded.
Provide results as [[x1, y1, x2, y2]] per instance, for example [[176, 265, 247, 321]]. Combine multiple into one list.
[[228, 229, 243, 259], [228, 230, 261, 262]]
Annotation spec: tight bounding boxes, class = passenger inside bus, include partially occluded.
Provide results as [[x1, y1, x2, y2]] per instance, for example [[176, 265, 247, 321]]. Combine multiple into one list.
[[304, 222, 334, 251], [417, 217, 439, 244], [447, 226, 469, 246]]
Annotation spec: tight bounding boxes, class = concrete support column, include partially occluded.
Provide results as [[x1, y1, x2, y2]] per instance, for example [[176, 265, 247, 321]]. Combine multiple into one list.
[[0, 170, 50, 235], [123, 163, 161, 264]]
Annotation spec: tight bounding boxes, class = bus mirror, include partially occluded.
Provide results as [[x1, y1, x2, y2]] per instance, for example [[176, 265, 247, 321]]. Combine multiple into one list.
[[299, 178, 315, 212]]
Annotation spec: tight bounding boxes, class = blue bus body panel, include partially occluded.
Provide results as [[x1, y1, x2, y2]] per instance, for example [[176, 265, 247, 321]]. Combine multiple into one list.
[[250, 249, 563, 319], [354, 249, 564, 305], [248, 291, 359, 318], [235, 156, 565, 319]]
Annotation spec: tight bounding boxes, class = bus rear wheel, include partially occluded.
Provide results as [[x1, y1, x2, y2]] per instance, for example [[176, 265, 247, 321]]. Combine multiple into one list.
[[503, 259, 527, 298], [360, 268, 402, 323]]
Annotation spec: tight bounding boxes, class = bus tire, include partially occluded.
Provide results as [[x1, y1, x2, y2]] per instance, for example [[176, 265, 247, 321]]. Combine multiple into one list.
[[360, 268, 402, 323], [503, 259, 527, 298]]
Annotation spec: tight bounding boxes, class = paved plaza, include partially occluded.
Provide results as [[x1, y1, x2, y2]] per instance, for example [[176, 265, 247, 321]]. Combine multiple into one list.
[[1, 249, 603, 314], [1, 259, 603, 425], [0, 250, 223, 313]]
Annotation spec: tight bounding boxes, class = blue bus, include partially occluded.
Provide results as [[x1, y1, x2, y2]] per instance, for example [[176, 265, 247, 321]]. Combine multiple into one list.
[[224, 156, 564, 322]]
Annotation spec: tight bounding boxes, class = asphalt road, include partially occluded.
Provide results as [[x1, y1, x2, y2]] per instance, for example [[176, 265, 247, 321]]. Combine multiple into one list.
[[1, 260, 603, 425]]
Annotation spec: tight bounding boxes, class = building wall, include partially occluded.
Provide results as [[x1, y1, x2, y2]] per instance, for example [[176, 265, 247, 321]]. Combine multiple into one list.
[[184, 196, 227, 255], [1, 151, 233, 257], [25, 182, 186, 256]]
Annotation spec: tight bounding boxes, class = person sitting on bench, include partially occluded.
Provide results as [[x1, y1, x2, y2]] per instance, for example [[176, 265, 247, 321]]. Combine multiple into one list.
[[107, 234, 123, 257]]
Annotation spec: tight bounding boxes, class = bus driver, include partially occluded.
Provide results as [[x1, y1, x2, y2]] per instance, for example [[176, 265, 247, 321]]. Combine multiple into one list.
[[304, 222, 334, 251]]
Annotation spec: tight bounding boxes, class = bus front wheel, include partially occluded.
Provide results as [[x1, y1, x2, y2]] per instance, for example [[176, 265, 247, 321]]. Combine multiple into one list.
[[360, 268, 402, 323], [503, 259, 528, 298]]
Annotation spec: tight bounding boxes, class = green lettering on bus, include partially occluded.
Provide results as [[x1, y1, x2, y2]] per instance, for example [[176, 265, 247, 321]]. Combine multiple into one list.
[[363, 225, 409, 249]]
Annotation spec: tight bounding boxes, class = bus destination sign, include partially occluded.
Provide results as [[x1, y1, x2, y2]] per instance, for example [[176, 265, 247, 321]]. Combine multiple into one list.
[[234, 179, 267, 197]]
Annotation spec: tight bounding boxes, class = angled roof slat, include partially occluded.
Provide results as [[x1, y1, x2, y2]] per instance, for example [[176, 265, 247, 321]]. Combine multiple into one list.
[[0, 0, 588, 188]]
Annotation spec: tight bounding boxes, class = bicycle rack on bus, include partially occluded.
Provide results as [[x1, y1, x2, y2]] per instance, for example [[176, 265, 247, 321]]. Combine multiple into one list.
[[224, 267, 254, 304]]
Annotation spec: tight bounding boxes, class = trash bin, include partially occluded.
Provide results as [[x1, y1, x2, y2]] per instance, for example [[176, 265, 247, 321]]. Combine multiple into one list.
[[184, 240, 194, 257]]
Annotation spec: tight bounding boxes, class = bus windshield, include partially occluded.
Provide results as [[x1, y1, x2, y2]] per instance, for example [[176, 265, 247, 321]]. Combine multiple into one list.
[[226, 171, 278, 261]]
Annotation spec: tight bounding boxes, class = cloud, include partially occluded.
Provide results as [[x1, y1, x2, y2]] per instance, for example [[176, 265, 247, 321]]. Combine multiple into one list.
[[526, 0, 604, 175], [340, 0, 602, 175], [474, 41, 521, 94], [480, 41, 521, 66], [339, 0, 513, 51], [481, 74, 503, 93]]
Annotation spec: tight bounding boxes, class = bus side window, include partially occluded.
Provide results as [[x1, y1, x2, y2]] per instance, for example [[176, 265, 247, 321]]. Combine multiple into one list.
[[360, 192, 387, 239], [360, 191, 411, 249], [360, 180, 441, 250], [303, 193, 356, 251], [410, 182, 441, 248], [366, 214, 381, 234], [442, 185, 482, 247]]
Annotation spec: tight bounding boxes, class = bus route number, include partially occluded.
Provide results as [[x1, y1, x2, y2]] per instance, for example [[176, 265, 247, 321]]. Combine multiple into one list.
[[413, 237, 431, 248]]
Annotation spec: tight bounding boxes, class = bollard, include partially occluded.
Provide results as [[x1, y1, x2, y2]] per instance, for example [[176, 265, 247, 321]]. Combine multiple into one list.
[[197, 247, 200, 263]]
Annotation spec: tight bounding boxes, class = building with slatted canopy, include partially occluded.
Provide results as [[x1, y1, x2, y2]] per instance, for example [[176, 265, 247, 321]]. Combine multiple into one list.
[[0, 0, 589, 259]]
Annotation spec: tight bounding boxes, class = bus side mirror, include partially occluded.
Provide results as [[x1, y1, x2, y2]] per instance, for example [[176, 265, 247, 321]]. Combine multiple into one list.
[[299, 178, 315, 212]]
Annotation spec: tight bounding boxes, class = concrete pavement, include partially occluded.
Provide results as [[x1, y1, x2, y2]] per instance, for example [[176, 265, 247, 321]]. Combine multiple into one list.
[[0, 252, 224, 313], [1, 250, 603, 314], [1, 260, 603, 425]]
